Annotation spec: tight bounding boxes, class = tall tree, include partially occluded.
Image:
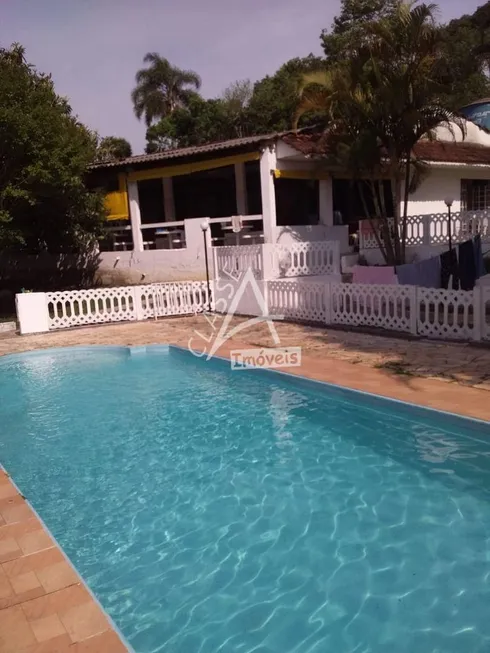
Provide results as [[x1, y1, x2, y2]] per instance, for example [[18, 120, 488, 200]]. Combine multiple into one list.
[[297, 2, 462, 265], [131, 53, 201, 126], [436, 10, 490, 109], [144, 57, 325, 152], [0, 43, 105, 252], [95, 136, 132, 162], [321, 0, 401, 62], [247, 55, 325, 134], [145, 95, 242, 153], [221, 79, 253, 138]]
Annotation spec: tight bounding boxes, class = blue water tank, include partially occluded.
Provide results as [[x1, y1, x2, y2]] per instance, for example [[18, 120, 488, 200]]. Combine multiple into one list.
[[460, 99, 490, 130]]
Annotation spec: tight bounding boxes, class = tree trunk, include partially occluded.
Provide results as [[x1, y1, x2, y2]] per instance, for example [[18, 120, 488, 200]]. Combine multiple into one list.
[[390, 174, 402, 265], [401, 155, 411, 263], [369, 179, 396, 265], [358, 181, 390, 263]]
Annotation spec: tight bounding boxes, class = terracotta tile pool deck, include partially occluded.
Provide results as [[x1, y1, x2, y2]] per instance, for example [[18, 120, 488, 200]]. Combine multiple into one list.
[[1, 317, 490, 652], [0, 470, 128, 653]]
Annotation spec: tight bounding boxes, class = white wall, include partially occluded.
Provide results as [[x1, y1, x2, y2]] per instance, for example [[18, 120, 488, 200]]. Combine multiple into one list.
[[405, 168, 462, 216], [97, 217, 213, 284], [405, 166, 490, 217]]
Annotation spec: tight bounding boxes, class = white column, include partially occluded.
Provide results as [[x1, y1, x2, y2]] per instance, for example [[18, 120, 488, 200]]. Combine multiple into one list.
[[162, 177, 176, 221], [260, 146, 277, 244], [234, 162, 248, 215], [128, 180, 144, 252], [319, 178, 334, 226]]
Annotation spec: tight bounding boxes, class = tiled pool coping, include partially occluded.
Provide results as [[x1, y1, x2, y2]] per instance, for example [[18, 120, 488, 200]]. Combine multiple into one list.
[[0, 343, 488, 653], [0, 468, 131, 653]]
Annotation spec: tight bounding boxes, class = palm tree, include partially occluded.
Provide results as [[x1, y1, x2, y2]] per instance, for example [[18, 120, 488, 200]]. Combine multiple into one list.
[[131, 54, 201, 126], [295, 2, 463, 264]]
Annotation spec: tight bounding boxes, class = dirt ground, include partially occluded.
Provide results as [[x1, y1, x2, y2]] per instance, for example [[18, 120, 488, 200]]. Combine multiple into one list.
[[1, 316, 490, 390]]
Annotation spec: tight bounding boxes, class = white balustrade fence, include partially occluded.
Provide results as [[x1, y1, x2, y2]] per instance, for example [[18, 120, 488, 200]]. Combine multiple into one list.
[[214, 241, 340, 280], [46, 287, 136, 329], [330, 283, 416, 333], [138, 282, 211, 320], [15, 276, 490, 344], [268, 241, 340, 278], [224, 278, 490, 342], [417, 288, 476, 340], [359, 210, 490, 250], [268, 280, 327, 323], [17, 281, 212, 333], [214, 245, 263, 279], [482, 287, 490, 342]]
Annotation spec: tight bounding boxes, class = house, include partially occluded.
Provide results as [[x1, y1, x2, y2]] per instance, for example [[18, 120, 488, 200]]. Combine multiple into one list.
[[89, 114, 490, 283]]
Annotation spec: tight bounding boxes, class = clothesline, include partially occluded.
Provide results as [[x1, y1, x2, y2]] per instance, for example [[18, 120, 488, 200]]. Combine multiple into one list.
[[352, 235, 486, 290]]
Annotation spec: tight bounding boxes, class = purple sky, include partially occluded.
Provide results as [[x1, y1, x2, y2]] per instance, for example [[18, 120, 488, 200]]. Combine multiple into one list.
[[1, 0, 484, 153]]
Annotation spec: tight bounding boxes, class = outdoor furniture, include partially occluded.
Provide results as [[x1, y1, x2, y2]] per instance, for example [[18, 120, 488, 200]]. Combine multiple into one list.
[[222, 223, 252, 245], [155, 228, 185, 250]]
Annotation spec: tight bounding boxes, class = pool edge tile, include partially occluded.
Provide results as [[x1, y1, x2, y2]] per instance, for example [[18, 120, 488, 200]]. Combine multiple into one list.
[[0, 469, 133, 653]]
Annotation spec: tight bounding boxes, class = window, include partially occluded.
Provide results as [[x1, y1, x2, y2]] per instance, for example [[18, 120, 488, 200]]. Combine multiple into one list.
[[461, 179, 490, 211]]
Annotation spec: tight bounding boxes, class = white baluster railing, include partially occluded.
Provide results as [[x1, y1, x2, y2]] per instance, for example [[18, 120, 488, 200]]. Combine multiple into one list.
[[359, 210, 490, 250]]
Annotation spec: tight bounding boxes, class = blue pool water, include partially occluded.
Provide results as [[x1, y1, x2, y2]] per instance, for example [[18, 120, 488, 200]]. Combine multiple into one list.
[[1, 346, 490, 652]]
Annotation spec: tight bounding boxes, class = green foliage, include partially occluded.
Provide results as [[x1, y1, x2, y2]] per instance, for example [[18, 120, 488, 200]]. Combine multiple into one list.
[[298, 3, 462, 265], [95, 136, 132, 162], [321, 0, 402, 62], [145, 95, 244, 153], [0, 44, 105, 252], [247, 56, 325, 134], [144, 56, 325, 151], [132, 53, 201, 127], [437, 12, 490, 109]]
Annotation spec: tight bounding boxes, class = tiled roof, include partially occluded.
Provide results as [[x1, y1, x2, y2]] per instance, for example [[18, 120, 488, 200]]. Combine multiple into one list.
[[281, 132, 330, 157], [412, 140, 490, 164], [92, 128, 490, 171], [90, 132, 282, 170], [283, 132, 490, 165]]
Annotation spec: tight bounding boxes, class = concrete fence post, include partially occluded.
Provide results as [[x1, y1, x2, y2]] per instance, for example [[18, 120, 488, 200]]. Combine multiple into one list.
[[473, 285, 482, 342], [409, 286, 418, 335], [262, 279, 270, 319], [333, 241, 341, 276], [16, 292, 50, 334], [422, 215, 432, 246], [324, 283, 332, 325], [132, 286, 145, 322], [262, 244, 275, 280]]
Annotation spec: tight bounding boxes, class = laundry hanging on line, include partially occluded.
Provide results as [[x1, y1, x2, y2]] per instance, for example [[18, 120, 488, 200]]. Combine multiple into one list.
[[396, 256, 441, 288], [458, 239, 477, 291]]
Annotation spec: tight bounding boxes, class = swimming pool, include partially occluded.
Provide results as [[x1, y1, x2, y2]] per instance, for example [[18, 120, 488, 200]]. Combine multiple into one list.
[[1, 345, 490, 652]]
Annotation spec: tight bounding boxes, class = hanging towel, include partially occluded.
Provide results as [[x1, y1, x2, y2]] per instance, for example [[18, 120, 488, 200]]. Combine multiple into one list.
[[396, 256, 441, 288], [440, 249, 459, 290], [473, 234, 486, 279], [231, 216, 243, 233], [352, 265, 398, 285], [395, 262, 419, 286], [458, 239, 477, 291]]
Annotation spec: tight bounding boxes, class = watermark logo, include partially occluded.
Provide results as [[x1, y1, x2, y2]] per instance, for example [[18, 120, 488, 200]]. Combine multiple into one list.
[[188, 266, 301, 370], [230, 347, 301, 370]]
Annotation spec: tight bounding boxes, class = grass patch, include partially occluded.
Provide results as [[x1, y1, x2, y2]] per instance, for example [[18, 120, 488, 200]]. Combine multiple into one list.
[[375, 361, 415, 376]]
